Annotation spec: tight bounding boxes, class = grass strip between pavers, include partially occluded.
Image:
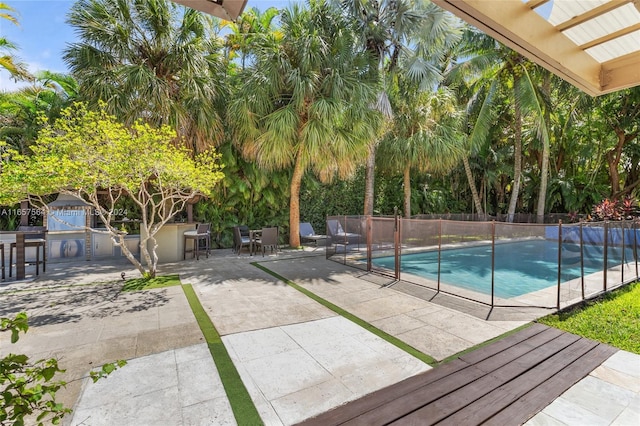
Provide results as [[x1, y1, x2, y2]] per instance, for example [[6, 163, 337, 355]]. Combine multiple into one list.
[[181, 284, 263, 426], [252, 262, 437, 366]]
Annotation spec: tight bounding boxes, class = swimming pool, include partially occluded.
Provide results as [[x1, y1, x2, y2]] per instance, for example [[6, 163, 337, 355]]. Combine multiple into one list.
[[372, 239, 628, 298]]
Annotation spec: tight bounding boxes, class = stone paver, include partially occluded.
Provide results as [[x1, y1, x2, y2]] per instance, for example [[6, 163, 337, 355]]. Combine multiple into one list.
[[2, 248, 638, 426], [222, 316, 431, 425], [526, 350, 640, 426], [69, 344, 235, 426]]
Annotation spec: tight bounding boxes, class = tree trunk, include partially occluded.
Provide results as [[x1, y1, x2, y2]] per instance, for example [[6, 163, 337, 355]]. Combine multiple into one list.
[[363, 144, 376, 216], [536, 73, 551, 224], [507, 91, 523, 223], [289, 147, 305, 247], [403, 165, 411, 218], [606, 129, 626, 196], [463, 156, 484, 215]]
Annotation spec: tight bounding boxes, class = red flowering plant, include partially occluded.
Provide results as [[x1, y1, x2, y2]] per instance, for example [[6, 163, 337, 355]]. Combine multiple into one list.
[[590, 196, 639, 221]]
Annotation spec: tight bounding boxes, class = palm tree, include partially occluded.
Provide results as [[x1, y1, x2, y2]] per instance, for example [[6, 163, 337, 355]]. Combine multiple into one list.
[[448, 29, 549, 222], [338, 0, 462, 216], [64, 0, 227, 153], [378, 79, 464, 217], [0, 71, 78, 153], [230, 0, 380, 247], [0, 3, 31, 81], [221, 6, 280, 70]]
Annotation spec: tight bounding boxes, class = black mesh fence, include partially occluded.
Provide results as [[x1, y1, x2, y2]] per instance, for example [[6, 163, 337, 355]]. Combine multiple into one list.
[[326, 216, 639, 311]]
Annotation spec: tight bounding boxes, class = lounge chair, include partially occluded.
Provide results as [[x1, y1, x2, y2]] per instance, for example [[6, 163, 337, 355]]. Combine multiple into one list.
[[255, 227, 279, 256], [233, 225, 251, 254], [299, 222, 326, 247], [327, 219, 362, 247]]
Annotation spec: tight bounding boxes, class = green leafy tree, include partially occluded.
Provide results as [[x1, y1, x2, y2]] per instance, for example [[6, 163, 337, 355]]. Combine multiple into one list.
[[448, 29, 550, 222], [338, 0, 462, 216], [378, 81, 464, 217], [64, 0, 227, 153], [230, 0, 380, 247], [0, 103, 224, 278]]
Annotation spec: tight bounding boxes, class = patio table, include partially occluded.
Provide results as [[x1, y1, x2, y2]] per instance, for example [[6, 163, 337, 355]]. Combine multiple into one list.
[[0, 230, 47, 281], [249, 229, 262, 256]]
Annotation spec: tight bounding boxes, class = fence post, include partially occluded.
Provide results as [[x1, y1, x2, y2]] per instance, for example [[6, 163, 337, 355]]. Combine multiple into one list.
[[635, 219, 639, 279], [621, 221, 625, 285], [394, 208, 400, 280], [367, 215, 372, 272], [557, 220, 562, 310], [604, 221, 608, 292], [580, 221, 585, 301], [437, 219, 442, 292], [491, 220, 496, 308]]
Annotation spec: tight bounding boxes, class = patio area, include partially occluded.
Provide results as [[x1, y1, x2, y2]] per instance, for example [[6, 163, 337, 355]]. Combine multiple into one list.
[[0, 247, 638, 425]]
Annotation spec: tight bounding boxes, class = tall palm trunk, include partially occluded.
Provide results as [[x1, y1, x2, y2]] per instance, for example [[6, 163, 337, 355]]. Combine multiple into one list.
[[536, 73, 551, 223], [507, 86, 523, 223], [403, 165, 411, 218], [463, 155, 484, 215], [364, 144, 376, 216], [289, 146, 305, 248]]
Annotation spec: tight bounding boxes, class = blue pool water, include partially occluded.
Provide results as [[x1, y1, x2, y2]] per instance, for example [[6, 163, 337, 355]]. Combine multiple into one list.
[[372, 240, 626, 298]]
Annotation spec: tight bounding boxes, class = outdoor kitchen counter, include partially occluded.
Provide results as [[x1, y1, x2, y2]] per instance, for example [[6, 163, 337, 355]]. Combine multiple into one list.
[[140, 222, 198, 264]]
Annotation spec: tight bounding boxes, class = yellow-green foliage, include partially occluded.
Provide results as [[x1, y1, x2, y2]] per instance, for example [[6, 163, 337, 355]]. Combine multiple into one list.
[[0, 102, 224, 205]]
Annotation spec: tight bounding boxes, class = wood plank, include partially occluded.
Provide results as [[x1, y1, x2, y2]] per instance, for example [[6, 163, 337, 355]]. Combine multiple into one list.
[[458, 323, 556, 365], [298, 325, 560, 426], [434, 338, 599, 425], [484, 344, 618, 426], [300, 326, 550, 426], [342, 365, 488, 426], [467, 327, 566, 374], [395, 332, 582, 425], [296, 359, 470, 426]]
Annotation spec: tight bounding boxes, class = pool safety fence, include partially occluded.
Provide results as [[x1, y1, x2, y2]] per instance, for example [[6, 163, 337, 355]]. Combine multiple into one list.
[[325, 216, 640, 311]]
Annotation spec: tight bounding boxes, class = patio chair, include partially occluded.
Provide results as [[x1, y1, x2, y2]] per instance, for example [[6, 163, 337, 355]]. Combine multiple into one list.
[[327, 219, 362, 247], [9, 226, 47, 277], [255, 227, 279, 256], [299, 222, 326, 247], [183, 223, 210, 260], [233, 225, 251, 254]]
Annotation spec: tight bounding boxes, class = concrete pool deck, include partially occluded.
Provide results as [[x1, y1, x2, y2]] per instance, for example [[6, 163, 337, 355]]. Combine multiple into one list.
[[0, 247, 637, 425]]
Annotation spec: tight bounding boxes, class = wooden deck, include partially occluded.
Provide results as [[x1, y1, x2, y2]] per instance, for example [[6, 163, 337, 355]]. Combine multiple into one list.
[[298, 323, 617, 426]]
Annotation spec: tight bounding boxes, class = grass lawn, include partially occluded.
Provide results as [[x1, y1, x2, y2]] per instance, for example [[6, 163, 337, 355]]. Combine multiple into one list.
[[538, 281, 640, 354], [121, 274, 181, 291]]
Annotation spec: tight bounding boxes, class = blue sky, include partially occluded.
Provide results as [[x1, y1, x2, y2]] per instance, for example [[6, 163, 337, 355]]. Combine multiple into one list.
[[0, 0, 295, 91]]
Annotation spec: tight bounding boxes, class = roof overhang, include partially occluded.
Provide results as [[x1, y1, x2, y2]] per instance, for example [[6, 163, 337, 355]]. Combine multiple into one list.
[[171, 0, 248, 21], [432, 0, 640, 96]]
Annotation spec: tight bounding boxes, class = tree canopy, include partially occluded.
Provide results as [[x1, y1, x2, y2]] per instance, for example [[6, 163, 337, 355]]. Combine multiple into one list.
[[0, 102, 224, 276]]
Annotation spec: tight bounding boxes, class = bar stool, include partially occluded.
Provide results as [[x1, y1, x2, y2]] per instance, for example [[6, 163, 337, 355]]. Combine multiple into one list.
[[183, 223, 211, 260], [9, 226, 46, 278]]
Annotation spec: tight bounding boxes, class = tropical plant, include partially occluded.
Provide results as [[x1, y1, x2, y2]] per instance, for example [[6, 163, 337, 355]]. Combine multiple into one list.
[[64, 0, 228, 153], [0, 71, 78, 153], [337, 0, 462, 216], [0, 103, 224, 278], [0, 2, 31, 82], [230, 0, 380, 247], [448, 28, 550, 222], [221, 6, 280, 70], [377, 79, 464, 217]]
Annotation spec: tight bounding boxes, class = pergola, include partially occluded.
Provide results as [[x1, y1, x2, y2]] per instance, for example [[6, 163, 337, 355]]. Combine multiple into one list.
[[171, 0, 640, 97], [171, 0, 248, 22], [432, 0, 640, 96]]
